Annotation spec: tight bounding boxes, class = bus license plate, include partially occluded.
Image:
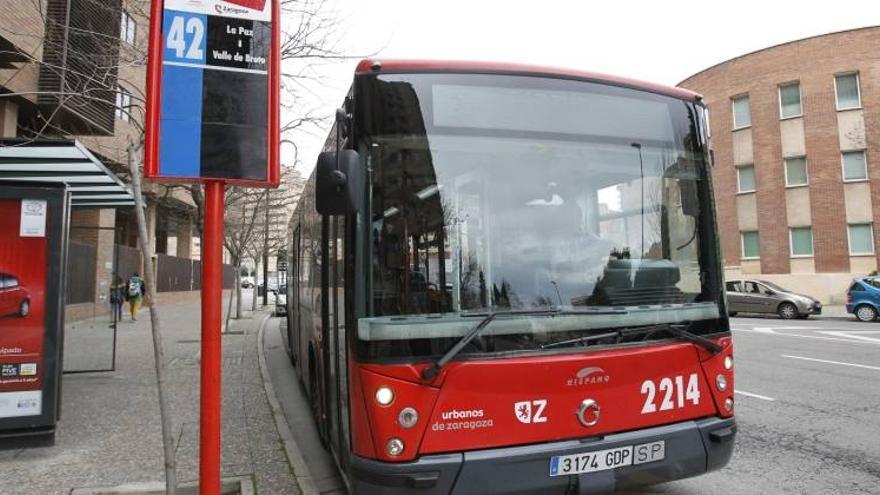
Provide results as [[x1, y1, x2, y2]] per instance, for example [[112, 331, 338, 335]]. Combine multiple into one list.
[[549, 441, 665, 477]]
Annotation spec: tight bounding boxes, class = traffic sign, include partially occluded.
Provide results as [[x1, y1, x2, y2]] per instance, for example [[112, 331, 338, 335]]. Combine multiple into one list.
[[145, 0, 280, 186]]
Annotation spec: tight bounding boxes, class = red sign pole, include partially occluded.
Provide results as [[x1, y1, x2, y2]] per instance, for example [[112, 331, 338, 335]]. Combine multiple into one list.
[[200, 180, 225, 494]]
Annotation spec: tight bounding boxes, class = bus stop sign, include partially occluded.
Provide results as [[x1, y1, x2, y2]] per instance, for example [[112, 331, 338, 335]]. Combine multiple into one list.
[[145, 0, 280, 186]]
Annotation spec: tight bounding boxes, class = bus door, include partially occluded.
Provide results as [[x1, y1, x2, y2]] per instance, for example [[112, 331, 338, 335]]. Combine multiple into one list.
[[289, 226, 301, 366], [325, 215, 350, 466]]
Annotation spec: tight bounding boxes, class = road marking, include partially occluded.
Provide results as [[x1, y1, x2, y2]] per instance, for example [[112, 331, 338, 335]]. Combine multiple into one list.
[[751, 327, 777, 333], [733, 328, 880, 346], [732, 325, 809, 331], [818, 331, 880, 344], [734, 390, 775, 401], [781, 354, 880, 371]]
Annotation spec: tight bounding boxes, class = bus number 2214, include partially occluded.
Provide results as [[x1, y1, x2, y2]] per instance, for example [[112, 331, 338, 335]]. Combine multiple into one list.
[[640, 374, 700, 414]]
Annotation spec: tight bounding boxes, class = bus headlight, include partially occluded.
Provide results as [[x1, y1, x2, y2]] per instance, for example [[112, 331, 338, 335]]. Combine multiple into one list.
[[375, 387, 394, 406], [716, 374, 728, 392], [386, 438, 405, 456], [724, 397, 734, 412], [398, 407, 418, 429], [723, 356, 733, 370]]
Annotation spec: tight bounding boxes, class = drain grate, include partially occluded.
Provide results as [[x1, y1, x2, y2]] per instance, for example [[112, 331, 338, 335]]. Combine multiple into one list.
[[223, 355, 244, 368], [168, 356, 198, 368]]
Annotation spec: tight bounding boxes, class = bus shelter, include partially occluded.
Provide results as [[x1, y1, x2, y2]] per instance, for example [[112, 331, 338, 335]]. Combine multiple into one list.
[[0, 139, 133, 442]]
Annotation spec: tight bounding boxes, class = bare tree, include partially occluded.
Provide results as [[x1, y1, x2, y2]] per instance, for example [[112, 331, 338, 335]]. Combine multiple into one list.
[[1, 3, 178, 493], [1, 4, 348, 489], [223, 187, 268, 323], [245, 166, 305, 310], [128, 141, 178, 495]]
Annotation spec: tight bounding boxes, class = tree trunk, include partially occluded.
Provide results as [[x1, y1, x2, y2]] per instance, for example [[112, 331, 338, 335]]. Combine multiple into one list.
[[251, 258, 259, 311], [128, 143, 178, 495], [224, 264, 235, 332], [235, 264, 242, 319]]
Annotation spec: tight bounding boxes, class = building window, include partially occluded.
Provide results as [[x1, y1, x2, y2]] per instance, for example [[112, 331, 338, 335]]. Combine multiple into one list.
[[741, 231, 760, 259], [835, 73, 861, 110], [842, 150, 867, 182], [784, 157, 808, 187], [790, 227, 814, 257], [737, 165, 756, 193], [115, 86, 131, 122], [848, 224, 874, 255], [732, 95, 751, 129], [121, 11, 137, 46], [779, 82, 802, 118]]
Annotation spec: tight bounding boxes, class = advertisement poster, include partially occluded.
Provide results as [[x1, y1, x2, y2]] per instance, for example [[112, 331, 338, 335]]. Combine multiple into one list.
[[0, 199, 47, 419]]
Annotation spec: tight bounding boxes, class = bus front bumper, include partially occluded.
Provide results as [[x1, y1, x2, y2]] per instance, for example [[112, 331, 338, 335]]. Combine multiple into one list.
[[350, 416, 735, 494]]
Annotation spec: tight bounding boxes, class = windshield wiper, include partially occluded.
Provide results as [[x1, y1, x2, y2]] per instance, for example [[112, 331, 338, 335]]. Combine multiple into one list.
[[421, 308, 626, 381], [541, 322, 723, 354], [540, 330, 621, 350]]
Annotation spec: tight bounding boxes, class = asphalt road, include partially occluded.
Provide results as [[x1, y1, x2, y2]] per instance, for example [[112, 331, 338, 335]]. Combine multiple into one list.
[[649, 316, 880, 495], [265, 315, 880, 494]]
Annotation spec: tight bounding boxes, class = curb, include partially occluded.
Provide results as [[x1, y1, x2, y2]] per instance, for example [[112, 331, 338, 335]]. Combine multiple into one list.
[[256, 314, 319, 495], [69, 476, 254, 495]]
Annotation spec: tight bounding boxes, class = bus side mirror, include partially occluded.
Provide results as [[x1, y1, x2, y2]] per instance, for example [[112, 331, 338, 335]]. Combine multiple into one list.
[[316, 150, 362, 215]]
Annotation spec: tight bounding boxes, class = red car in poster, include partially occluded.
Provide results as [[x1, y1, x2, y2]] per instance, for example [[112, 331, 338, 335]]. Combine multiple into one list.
[[0, 273, 30, 318]]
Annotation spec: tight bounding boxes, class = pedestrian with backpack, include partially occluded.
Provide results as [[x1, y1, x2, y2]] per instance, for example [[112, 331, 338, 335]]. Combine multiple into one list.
[[126, 272, 146, 321], [109, 276, 125, 323]]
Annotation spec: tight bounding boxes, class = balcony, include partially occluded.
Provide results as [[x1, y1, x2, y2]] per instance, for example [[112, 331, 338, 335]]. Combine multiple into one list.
[[37, 0, 123, 136]]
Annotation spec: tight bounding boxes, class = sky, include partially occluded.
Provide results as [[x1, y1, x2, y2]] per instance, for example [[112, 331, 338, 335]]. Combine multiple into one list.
[[281, 0, 878, 173]]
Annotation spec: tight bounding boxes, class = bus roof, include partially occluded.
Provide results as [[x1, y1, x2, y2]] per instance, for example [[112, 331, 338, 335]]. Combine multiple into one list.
[[355, 59, 701, 102]]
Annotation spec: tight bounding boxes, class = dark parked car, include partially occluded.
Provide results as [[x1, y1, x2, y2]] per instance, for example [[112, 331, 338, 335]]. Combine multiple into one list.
[[726, 279, 822, 319], [846, 277, 880, 322], [0, 273, 30, 318]]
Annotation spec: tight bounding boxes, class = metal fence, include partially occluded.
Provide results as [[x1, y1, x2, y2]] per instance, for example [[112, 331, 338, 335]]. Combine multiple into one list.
[[152, 255, 234, 292], [223, 264, 235, 289], [157, 253, 193, 292], [192, 259, 202, 290], [116, 244, 142, 284]]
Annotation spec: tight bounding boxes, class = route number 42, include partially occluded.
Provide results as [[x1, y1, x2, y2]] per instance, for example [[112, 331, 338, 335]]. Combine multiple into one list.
[[166, 15, 205, 60], [640, 374, 700, 414]]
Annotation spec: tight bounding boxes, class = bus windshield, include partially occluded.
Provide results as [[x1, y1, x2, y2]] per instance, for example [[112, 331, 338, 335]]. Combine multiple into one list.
[[356, 72, 723, 357]]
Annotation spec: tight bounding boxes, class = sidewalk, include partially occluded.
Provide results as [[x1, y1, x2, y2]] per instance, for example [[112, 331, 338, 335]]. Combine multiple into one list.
[[0, 295, 301, 494], [816, 305, 850, 319]]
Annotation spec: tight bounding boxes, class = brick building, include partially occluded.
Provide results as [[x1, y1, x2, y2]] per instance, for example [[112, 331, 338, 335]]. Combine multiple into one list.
[[679, 26, 880, 304], [1, 1, 203, 321]]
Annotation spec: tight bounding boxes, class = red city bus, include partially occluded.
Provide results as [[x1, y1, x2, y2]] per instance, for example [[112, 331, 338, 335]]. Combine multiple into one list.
[[284, 59, 735, 494]]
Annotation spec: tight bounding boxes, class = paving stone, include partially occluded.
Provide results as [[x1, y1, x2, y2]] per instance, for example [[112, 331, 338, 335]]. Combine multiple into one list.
[[0, 298, 299, 495]]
